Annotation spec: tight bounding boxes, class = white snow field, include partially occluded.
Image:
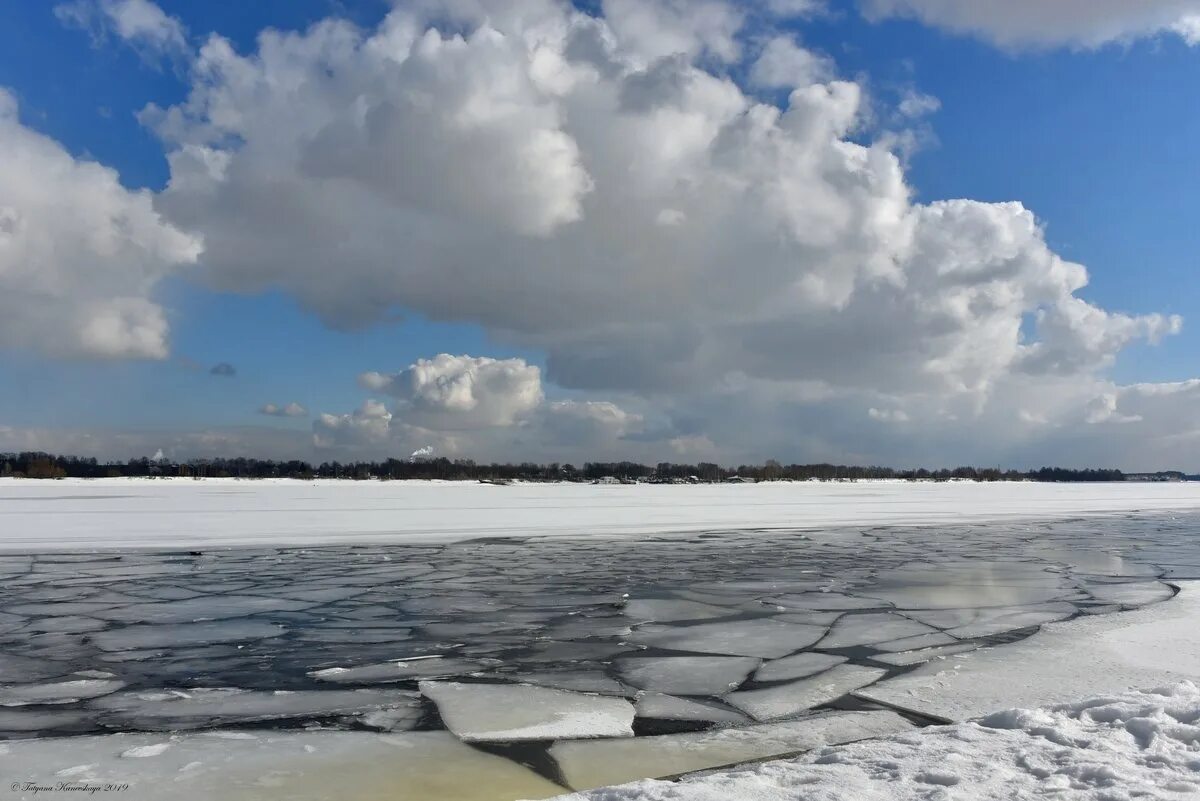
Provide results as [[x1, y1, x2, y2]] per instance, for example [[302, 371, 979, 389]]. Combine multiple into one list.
[[5, 477, 1200, 550]]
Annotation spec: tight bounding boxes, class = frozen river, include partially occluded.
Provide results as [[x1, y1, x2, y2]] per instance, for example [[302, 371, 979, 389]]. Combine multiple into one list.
[[2, 504, 1199, 798]]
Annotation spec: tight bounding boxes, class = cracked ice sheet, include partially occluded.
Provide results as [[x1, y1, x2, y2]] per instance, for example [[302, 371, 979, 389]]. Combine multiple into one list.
[[556, 683, 1200, 801], [90, 688, 421, 730], [617, 657, 761, 696], [725, 665, 889, 722], [0, 678, 125, 706], [1, 730, 563, 801], [634, 694, 748, 723], [816, 613, 938, 649], [419, 681, 634, 742], [550, 710, 914, 791], [626, 618, 826, 658], [904, 602, 1077, 638], [855, 582, 1200, 722]]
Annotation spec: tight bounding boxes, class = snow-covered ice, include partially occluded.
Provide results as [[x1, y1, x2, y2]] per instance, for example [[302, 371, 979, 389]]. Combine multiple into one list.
[[2, 730, 564, 801], [6, 477, 1200, 550], [549, 710, 914, 792], [855, 581, 1200, 722], [558, 683, 1200, 801], [419, 681, 635, 742]]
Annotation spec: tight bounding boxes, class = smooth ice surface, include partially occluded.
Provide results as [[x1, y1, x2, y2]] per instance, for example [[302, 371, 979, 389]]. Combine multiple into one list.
[[617, 657, 761, 696], [726, 665, 889, 721], [816, 613, 938, 649], [3, 730, 564, 801], [0, 679, 124, 706], [634, 694, 748, 723], [753, 653, 847, 683], [856, 581, 1200, 721], [559, 683, 1200, 801], [550, 710, 914, 791], [7, 477, 1200, 550], [627, 618, 826, 658], [90, 620, 285, 650], [419, 681, 635, 742], [89, 687, 421, 730]]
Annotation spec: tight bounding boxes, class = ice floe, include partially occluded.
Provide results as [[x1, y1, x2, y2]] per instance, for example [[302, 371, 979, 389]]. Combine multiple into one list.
[[726, 665, 888, 721], [617, 656, 761, 696], [627, 618, 826, 658], [550, 710, 914, 791], [419, 681, 635, 742]]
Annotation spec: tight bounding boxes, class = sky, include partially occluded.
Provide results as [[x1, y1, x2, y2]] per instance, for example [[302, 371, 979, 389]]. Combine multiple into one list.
[[1, 0, 1199, 470]]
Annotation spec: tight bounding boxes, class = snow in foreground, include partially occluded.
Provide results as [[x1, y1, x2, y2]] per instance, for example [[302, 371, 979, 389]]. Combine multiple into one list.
[[561, 683, 1200, 801], [4, 477, 1200, 550]]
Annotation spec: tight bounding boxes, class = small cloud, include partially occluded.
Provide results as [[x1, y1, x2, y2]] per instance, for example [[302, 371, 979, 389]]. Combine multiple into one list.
[[210, 362, 236, 377], [868, 407, 909, 423], [259, 402, 308, 418]]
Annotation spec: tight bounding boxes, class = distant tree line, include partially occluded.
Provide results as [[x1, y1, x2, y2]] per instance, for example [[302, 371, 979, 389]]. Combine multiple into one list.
[[0, 451, 1148, 483]]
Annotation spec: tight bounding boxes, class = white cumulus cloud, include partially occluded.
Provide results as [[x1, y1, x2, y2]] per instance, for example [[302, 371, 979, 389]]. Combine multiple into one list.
[[859, 0, 1200, 49], [0, 89, 201, 360]]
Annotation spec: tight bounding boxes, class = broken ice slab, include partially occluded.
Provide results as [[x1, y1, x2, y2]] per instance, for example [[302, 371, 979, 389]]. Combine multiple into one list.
[[872, 642, 979, 666], [0, 678, 125, 706], [22, 615, 108, 634], [634, 693, 748, 724], [816, 612, 939, 649], [90, 621, 286, 650], [0, 653, 73, 683], [522, 641, 637, 663], [617, 656, 761, 696], [550, 710, 914, 791], [89, 687, 421, 730], [905, 602, 1077, 638], [2, 729, 564, 801], [497, 671, 628, 696], [0, 708, 91, 733], [725, 664, 888, 722], [1085, 581, 1175, 607], [621, 598, 734, 622], [89, 596, 316, 624], [753, 652, 847, 683], [419, 681, 635, 742], [310, 657, 484, 684], [626, 618, 826, 658]]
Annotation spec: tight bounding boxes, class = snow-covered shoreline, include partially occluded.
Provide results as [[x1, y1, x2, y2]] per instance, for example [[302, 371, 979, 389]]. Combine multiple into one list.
[[559, 682, 1200, 800], [4, 477, 1200, 551]]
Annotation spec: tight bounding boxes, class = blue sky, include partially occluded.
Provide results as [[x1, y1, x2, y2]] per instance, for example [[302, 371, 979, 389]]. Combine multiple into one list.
[[1, 0, 1199, 468]]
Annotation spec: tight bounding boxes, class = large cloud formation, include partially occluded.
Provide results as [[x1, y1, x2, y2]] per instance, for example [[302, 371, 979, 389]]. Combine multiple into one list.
[[859, 0, 1200, 49], [0, 89, 201, 359], [9, 0, 1196, 468]]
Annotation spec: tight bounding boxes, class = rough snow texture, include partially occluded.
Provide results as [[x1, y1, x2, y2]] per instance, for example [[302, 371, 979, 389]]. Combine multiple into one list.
[[559, 683, 1200, 801], [6, 478, 1200, 550]]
